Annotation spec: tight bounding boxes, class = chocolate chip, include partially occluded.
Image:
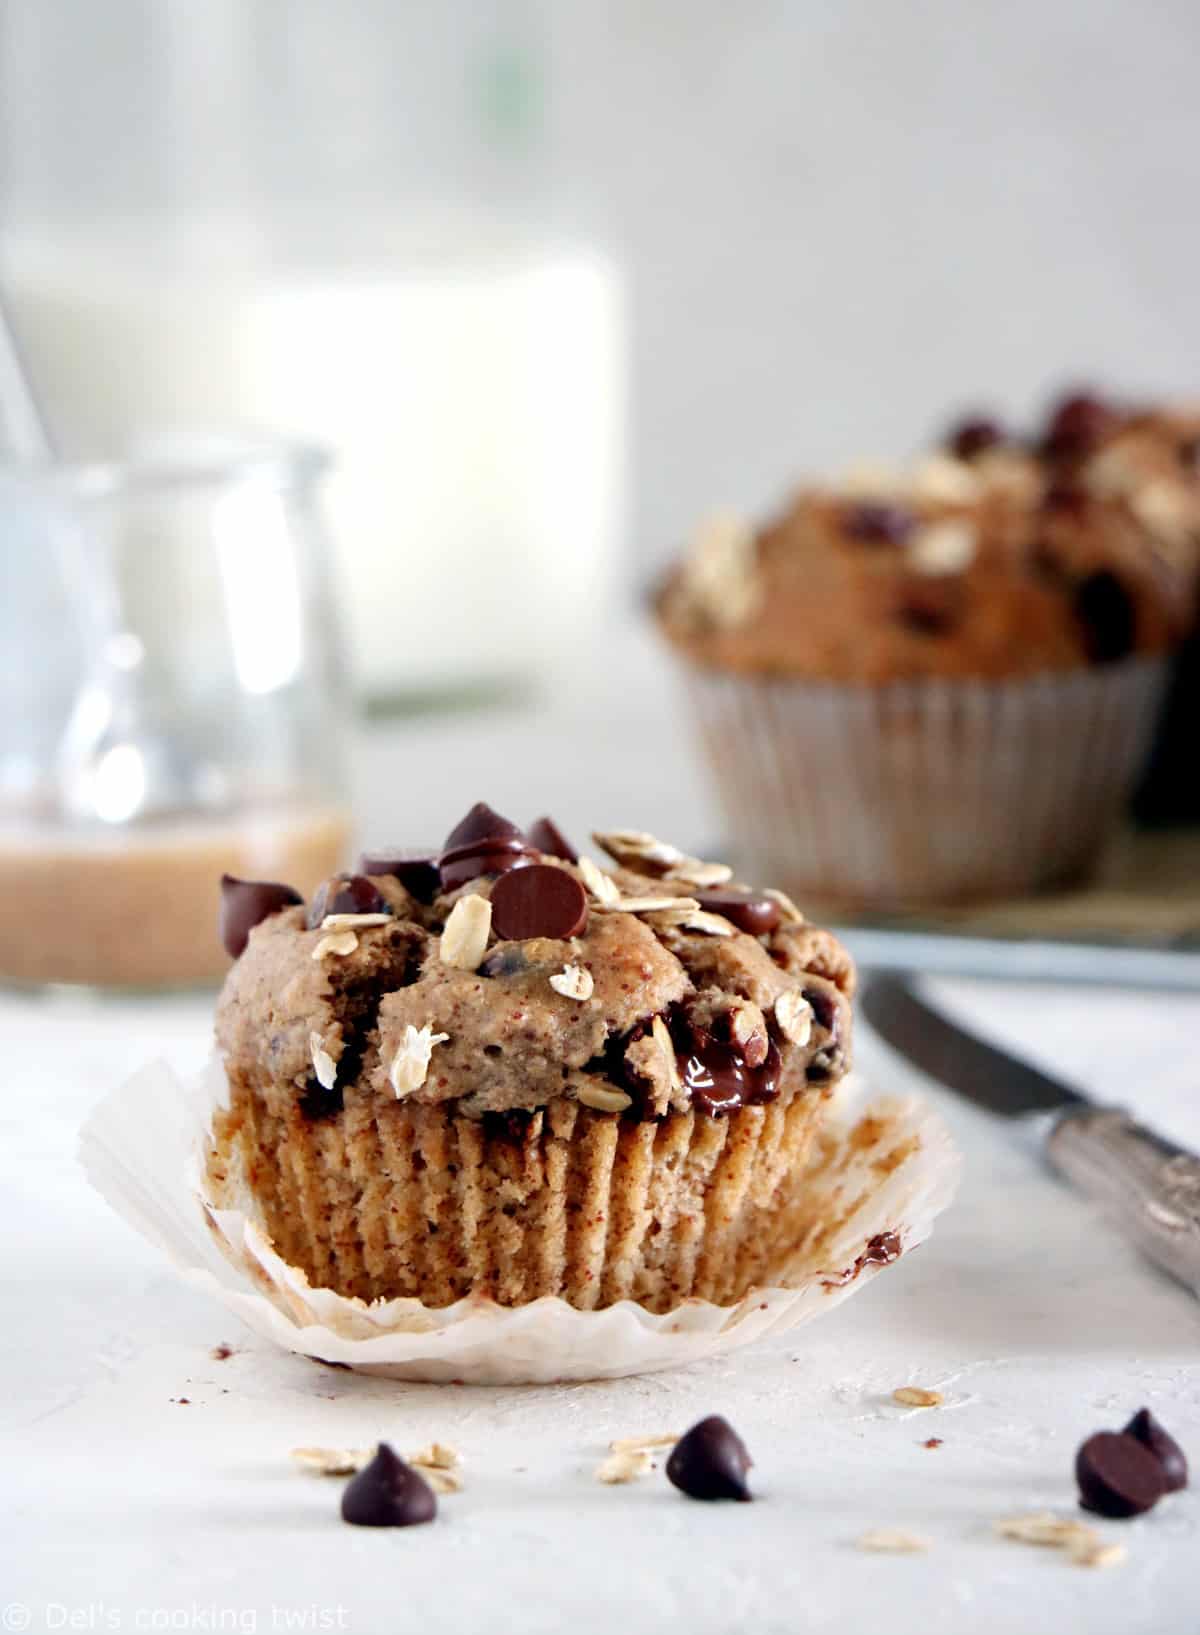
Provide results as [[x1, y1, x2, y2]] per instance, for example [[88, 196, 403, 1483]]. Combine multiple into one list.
[[1042, 481, 1089, 514], [677, 1019, 781, 1115], [307, 873, 389, 929], [666, 1415, 753, 1501], [490, 864, 588, 942], [299, 1076, 343, 1121], [694, 887, 781, 936], [341, 1444, 436, 1528], [1074, 570, 1136, 664], [219, 874, 303, 959], [481, 1106, 536, 1145], [527, 815, 579, 862], [439, 802, 534, 892], [1075, 1430, 1167, 1518], [894, 576, 963, 637], [1123, 1408, 1188, 1492], [1041, 391, 1118, 459], [441, 801, 527, 855], [440, 848, 533, 893], [842, 502, 914, 545], [359, 849, 441, 902], [947, 415, 1005, 459], [802, 984, 839, 1035], [479, 946, 529, 978]]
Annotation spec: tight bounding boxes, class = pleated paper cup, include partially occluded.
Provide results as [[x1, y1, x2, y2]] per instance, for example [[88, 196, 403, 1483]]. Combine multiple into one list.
[[206, 1071, 831, 1313], [678, 657, 1167, 910], [79, 1058, 959, 1385]]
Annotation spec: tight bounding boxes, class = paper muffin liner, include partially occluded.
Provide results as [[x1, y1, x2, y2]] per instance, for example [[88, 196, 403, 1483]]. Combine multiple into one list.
[[678, 656, 1168, 909], [79, 1057, 959, 1383], [206, 1067, 832, 1314]]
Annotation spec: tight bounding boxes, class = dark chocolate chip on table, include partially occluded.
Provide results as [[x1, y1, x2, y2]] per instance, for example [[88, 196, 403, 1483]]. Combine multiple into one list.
[[666, 1415, 753, 1502], [527, 814, 579, 862], [842, 502, 914, 546], [694, 887, 781, 937], [1075, 1430, 1167, 1518], [359, 849, 441, 902], [491, 863, 589, 942], [307, 873, 390, 928], [341, 1444, 437, 1528], [1123, 1408, 1188, 1492], [219, 874, 303, 960]]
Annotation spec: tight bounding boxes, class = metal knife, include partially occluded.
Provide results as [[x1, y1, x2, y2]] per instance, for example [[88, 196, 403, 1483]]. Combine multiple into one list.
[[862, 973, 1200, 1298]]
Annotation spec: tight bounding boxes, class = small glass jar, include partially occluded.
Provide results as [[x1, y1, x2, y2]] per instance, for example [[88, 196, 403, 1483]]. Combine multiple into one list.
[[0, 440, 352, 987]]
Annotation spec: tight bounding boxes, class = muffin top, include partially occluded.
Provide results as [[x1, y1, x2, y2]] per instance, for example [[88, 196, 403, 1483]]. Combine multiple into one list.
[[216, 803, 854, 1124], [656, 392, 1200, 683]]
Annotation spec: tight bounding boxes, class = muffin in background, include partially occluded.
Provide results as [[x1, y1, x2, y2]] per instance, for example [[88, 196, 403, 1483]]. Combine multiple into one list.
[[208, 805, 855, 1314], [656, 391, 1200, 910]]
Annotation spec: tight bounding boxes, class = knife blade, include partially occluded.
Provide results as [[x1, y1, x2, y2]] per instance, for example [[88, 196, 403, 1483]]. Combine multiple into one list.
[[863, 973, 1200, 1298]]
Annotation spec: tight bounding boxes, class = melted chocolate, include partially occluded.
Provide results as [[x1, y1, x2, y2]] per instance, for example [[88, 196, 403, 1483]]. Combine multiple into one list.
[[299, 1075, 344, 1121], [821, 1229, 902, 1288], [593, 1005, 785, 1119], [672, 1009, 782, 1116], [480, 1107, 537, 1145]]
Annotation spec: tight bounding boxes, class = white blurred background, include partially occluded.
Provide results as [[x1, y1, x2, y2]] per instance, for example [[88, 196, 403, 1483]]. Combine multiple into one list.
[[2, 0, 1198, 688]]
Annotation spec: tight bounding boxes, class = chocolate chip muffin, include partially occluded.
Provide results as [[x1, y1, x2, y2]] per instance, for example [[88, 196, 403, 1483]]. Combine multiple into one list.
[[207, 804, 854, 1313], [656, 390, 1200, 907]]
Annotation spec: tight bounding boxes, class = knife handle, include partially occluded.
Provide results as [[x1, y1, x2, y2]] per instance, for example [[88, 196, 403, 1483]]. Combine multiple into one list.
[[1047, 1107, 1200, 1297]]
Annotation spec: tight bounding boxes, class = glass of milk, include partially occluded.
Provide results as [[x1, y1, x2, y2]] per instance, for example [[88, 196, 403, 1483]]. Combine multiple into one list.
[[1, 221, 626, 708]]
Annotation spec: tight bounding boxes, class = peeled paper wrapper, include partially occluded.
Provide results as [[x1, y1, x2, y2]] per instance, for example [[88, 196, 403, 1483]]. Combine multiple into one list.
[[80, 1057, 960, 1384]]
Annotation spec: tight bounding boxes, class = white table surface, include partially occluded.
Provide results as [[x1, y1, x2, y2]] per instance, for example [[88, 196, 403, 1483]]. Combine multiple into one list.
[[3, 634, 1199, 1634]]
